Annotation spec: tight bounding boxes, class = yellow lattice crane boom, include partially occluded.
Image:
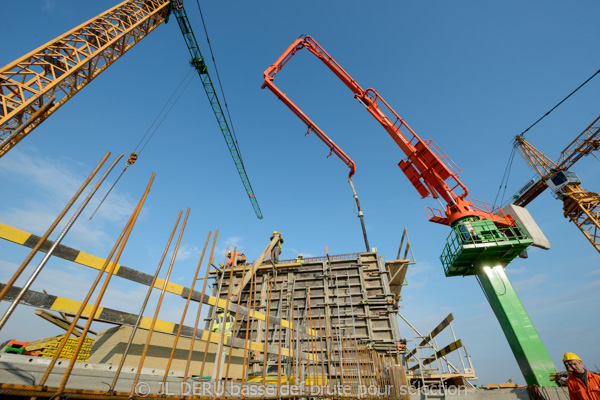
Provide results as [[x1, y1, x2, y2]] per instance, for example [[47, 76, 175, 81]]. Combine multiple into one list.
[[0, 0, 263, 217], [0, 0, 171, 157], [513, 114, 600, 253]]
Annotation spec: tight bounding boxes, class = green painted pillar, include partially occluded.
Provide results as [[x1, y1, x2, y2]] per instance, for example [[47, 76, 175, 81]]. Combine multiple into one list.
[[476, 264, 557, 387]]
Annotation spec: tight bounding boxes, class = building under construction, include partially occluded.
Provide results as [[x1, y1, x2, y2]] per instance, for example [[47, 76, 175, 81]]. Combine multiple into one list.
[[0, 0, 595, 399], [0, 222, 420, 398]]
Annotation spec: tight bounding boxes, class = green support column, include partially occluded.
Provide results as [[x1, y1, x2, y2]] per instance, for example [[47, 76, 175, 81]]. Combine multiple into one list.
[[476, 264, 557, 387]]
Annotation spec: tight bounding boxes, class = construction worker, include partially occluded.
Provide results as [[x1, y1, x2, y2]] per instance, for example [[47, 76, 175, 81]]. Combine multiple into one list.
[[227, 251, 246, 267], [296, 254, 304, 263], [270, 231, 283, 264], [564, 352, 600, 400], [211, 308, 235, 337]]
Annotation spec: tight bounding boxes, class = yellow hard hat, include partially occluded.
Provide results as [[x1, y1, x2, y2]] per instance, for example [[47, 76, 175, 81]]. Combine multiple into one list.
[[273, 231, 278, 234], [563, 352, 581, 362]]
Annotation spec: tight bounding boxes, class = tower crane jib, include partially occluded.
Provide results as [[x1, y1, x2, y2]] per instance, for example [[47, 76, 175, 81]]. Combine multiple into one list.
[[513, 115, 600, 253]]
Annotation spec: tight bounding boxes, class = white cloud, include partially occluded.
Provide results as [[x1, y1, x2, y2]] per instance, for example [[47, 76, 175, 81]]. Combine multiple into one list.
[[42, 0, 55, 12], [511, 273, 548, 291], [404, 261, 436, 290], [0, 150, 136, 253], [174, 244, 200, 262]]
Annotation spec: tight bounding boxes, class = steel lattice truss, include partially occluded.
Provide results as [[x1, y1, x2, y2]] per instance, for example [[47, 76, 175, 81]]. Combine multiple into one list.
[[0, 0, 170, 156], [564, 185, 600, 253]]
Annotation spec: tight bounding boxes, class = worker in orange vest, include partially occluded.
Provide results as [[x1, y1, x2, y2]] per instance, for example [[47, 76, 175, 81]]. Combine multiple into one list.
[[565, 352, 600, 400], [227, 251, 246, 267]]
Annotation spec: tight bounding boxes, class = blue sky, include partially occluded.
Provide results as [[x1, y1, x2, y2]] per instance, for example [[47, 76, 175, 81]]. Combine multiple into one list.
[[1, 0, 599, 386]]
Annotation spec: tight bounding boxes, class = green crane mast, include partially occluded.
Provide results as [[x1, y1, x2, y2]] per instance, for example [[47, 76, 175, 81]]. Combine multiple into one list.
[[170, 1, 263, 219]]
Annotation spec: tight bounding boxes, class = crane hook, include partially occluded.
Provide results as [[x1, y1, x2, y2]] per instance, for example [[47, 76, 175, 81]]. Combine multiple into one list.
[[126, 152, 138, 167]]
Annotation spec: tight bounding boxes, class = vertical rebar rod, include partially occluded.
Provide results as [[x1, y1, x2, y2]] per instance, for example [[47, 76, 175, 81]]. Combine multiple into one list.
[[352, 336, 361, 395], [319, 309, 333, 393], [110, 210, 184, 391], [58, 172, 154, 394], [380, 354, 388, 394], [277, 295, 282, 398], [333, 272, 345, 385], [373, 352, 381, 393], [380, 354, 388, 398], [130, 205, 189, 396], [0, 153, 120, 330], [360, 343, 372, 390], [391, 360, 400, 399], [224, 256, 248, 382], [387, 362, 396, 399], [346, 271, 363, 393], [289, 287, 295, 384], [211, 247, 236, 390], [295, 305, 301, 388], [371, 347, 381, 391], [381, 353, 387, 394], [351, 335, 362, 397], [309, 302, 321, 389], [386, 362, 392, 399], [307, 296, 317, 388], [352, 334, 366, 398], [358, 338, 370, 397], [346, 333, 357, 396], [352, 339, 362, 396], [357, 343, 366, 391], [365, 344, 375, 390], [161, 213, 207, 387], [199, 246, 227, 381], [319, 309, 331, 387], [342, 332, 351, 395], [241, 269, 256, 389], [183, 230, 217, 380], [37, 155, 128, 387], [316, 310, 327, 390], [261, 274, 274, 385], [264, 283, 284, 375], [0, 151, 110, 304], [357, 342, 367, 392], [339, 331, 350, 396]]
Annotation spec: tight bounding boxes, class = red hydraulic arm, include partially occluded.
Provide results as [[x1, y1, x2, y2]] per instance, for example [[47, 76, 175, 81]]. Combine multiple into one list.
[[263, 35, 503, 226], [262, 38, 356, 178]]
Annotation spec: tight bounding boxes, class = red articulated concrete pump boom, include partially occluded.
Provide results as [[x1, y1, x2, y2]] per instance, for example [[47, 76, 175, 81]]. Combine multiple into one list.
[[264, 35, 504, 228], [262, 35, 558, 387]]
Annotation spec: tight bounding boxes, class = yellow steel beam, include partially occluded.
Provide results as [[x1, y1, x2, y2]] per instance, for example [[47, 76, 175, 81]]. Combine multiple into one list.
[[0, 282, 317, 361], [0, 222, 317, 336]]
